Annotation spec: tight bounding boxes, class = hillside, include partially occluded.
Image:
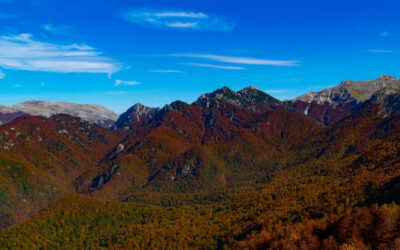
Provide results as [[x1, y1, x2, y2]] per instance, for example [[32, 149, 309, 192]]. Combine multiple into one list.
[[2, 102, 400, 248], [0, 114, 122, 229], [1, 76, 400, 248]]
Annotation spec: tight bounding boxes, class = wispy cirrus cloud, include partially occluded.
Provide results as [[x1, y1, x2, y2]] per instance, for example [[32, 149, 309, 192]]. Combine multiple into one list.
[[171, 54, 300, 66], [115, 79, 140, 86], [0, 33, 121, 75], [149, 69, 184, 73], [185, 62, 246, 70], [120, 8, 234, 31], [368, 49, 394, 53]]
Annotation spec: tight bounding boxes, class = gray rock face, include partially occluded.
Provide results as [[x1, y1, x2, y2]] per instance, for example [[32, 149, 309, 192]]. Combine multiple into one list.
[[290, 75, 400, 125], [113, 103, 160, 129], [294, 75, 400, 105], [0, 101, 118, 128], [369, 88, 400, 116], [194, 86, 282, 110]]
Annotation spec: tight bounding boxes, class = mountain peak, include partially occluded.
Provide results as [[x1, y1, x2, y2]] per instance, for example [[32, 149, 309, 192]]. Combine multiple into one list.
[[113, 103, 160, 129], [194, 85, 281, 109], [376, 75, 398, 81], [131, 103, 148, 110], [294, 75, 400, 104], [215, 86, 236, 95], [241, 85, 259, 91]]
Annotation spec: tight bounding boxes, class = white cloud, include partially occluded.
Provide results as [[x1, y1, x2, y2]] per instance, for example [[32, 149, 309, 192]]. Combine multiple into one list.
[[120, 8, 234, 31], [171, 54, 300, 66], [106, 91, 128, 95], [0, 33, 121, 75], [166, 22, 198, 28], [0, 69, 4, 79], [368, 49, 394, 53], [154, 11, 207, 18], [185, 62, 246, 70], [149, 69, 184, 73], [115, 79, 141, 86]]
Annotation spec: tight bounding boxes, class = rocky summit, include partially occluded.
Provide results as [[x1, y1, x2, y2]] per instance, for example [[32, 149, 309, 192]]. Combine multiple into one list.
[[194, 85, 281, 110], [294, 75, 400, 104], [290, 75, 400, 125], [113, 103, 160, 130]]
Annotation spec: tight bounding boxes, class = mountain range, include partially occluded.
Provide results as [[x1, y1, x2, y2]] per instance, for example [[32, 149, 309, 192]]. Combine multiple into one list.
[[2, 75, 399, 129], [1, 75, 400, 249], [0, 101, 119, 128]]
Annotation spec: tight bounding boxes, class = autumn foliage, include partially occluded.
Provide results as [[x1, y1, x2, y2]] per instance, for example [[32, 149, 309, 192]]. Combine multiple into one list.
[[1, 93, 400, 249]]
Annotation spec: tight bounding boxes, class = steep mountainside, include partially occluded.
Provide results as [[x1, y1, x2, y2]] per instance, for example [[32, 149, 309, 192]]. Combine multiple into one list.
[[2, 100, 400, 248], [290, 75, 400, 125], [0, 114, 121, 229], [75, 86, 314, 199], [0, 101, 119, 128], [1, 76, 400, 248]]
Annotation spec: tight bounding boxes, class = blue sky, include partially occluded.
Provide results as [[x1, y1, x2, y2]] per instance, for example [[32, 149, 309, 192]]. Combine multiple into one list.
[[0, 0, 399, 113]]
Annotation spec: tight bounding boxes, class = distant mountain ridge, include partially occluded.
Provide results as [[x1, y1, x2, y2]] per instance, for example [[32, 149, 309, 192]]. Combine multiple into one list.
[[0, 101, 119, 128], [1, 75, 399, 129], [294, 75, 400, 104], [289, 75, 400, 125], [113, 86, 283, 130], [115, 75, 400, 129]]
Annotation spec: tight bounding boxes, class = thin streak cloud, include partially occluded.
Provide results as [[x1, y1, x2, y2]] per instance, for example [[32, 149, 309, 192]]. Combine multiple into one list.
[[115, 79, 141, 86], [185, 62, 246, 70], [149, 69, 184, 73], [368, 49, 394, 53], [172, 54, 300, 66], [120, 8, 234, 31]]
